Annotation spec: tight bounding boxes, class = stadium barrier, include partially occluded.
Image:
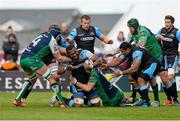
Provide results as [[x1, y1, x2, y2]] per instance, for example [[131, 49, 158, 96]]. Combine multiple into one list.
[[0, 70, 180, 92]]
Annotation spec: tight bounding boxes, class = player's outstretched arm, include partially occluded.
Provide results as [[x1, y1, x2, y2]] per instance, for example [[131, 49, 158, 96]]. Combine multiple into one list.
[[49, 38, 72, 62], [99, 35, 113, 44], [101, 55, 125, 69], [69, 76, 95, 92], [59, 46, 67, 55], [53, 53, 72, 62], [90, 54, 103, 68], [121, 59, 141, 75]]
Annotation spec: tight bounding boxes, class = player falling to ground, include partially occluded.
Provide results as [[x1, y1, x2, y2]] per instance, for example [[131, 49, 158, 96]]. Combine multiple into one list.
[[156, 15, 180, 105], [69, 68, 127, 107], [12, 26, 71, 109]]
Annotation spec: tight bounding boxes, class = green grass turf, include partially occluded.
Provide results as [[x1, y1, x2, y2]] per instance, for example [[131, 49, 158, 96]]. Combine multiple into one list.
[[0, 92, 180, 120]]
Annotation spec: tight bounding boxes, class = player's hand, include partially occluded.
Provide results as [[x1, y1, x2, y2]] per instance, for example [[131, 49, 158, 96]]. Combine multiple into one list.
[[156, 35, 165, 41], [107, 40, 113, 44], [69, 76, 77, 85], [104, 53, 114, 58], [100, 63, 107, 70], [66, 65, 74, 71], [114, 69, 123, 76], [57, 66, 66, 75]]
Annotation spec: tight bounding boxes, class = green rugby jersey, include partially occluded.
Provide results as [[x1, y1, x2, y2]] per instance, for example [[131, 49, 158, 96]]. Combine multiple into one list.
[[131, 25, 163, 62]]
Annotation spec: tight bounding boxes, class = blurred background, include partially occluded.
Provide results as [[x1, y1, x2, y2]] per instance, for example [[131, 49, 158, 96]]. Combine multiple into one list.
[[0, 0, 179, 53]]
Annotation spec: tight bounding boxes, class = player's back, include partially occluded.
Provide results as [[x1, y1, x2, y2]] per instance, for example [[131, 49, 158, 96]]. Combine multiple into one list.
[[133, 25, 163, 62], [131, 45, 159, 69], [21, 32, 53, 60]]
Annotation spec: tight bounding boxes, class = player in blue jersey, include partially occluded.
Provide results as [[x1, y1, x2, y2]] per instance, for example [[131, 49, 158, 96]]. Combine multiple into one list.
[[66, 15, 113, 53], [49, 45, 102, 107], [110, 42, 176, 107]]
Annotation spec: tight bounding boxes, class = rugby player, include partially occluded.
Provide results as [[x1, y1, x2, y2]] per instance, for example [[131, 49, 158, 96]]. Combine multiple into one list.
[[156, 15, 180, 104], [20, 25, 69, 106], [57, 45, 102, 107], [126, 18, 177, 106], [12, 26, 71, 108], [69, 68, 126, 107], [66, 15, 113, 53], [112, 42, 174, 107]]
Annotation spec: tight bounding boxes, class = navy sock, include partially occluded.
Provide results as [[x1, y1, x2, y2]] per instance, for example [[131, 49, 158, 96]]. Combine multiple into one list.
[[163, 87, 172, 100], [166, 82, 175, 101], [152, 83, 160, 102], [139, 85, 150, 102], [131, 86, 137, 98], [171, 80, 178, 100]]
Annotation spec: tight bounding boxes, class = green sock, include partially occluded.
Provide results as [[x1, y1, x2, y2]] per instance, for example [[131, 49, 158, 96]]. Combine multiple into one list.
[[51, 83, 65, 104], [22, 84, 33, 99], [152, 84, 160, 102], [16, 81, 32, 101]]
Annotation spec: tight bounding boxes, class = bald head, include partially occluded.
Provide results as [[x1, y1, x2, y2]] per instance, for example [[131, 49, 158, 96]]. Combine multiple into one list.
[[60, 22, 69, 33]]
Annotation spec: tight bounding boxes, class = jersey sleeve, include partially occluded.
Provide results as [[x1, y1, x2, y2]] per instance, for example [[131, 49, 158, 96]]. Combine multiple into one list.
[[95, 26, 103, 38], [49, 36, 59, 54], [67, 28, 77, 40], [176, 30, 180, 42], [79, 50, 93, 60], [156, 29, 162, 36], [115, 53, 126, 60], [60, 38, 69, 48], [138, 31, 148, 43], [132, 50, 142, 61]]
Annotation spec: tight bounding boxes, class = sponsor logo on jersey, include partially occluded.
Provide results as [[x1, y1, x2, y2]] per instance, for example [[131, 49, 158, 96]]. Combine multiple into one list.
[[78, 34, 85, 37], [169, 33, 175, 38], [90, 32, 95, 36], [80, 37, 94, 41], [164, 37, 173, 42]]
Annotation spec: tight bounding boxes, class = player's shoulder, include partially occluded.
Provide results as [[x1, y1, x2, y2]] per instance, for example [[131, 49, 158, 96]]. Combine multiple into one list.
[[131, 45, 143, 52], [80, 49, 91, 55], [174, 27, 179, 33], [72, 28, 77, 32], [176, 29, 180, 33], [92, 26, 99, 30], [160, 27, 166, 33], [56, 37, 64, 46], [79, 49, 93, 59], [138, 26, 149, 36], [38, 32, 52, 41]]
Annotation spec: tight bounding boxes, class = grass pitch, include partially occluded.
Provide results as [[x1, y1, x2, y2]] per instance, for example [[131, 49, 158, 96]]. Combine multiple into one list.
[[0, 92, 180, 120]]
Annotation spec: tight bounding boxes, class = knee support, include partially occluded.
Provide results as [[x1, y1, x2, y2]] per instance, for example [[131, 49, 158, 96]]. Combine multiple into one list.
[[49, 65, 58, 75], [42, 68, 52, 79]]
